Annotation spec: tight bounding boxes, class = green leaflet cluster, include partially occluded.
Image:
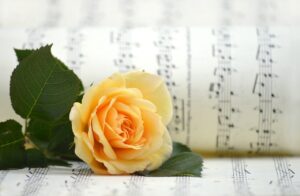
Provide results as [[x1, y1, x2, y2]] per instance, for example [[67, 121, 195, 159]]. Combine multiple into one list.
[[0, 45, 203, 177], [1, 45, 83, 168]]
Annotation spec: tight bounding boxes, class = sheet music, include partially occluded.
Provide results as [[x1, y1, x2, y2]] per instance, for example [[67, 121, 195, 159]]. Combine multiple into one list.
[[0, 158, 299, 195], [0, 0, 300, 27], [0, 1, 300, 195], [0, 27, 300, 156]]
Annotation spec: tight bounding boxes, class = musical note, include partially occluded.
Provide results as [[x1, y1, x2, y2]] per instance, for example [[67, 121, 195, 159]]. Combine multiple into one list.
[[112, 29, 138, 72], [22, 168, 49, 196], [69, 162, 92, 195], [249, 27, 281, 154], [66, 29, 84, 75], [210, 28, 238, 153]]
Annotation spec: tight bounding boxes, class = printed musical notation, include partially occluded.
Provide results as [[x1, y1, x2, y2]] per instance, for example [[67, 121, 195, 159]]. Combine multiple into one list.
[[249, 28, 281, 154], [22, 29, 45, 49], [0, 27, 300, 155], [22, 168, 49, 196], [154, 28, 190, 144], [274, 157, 297, 195], [231, 159, 252, 195], [1, 0, 299, 27], [210, 28, 237, 153], [111, 29, 139, 72], [68, 162, 92, 195], [127, 175, 144, 196], [66, 29, 84, 75], [79, 0, 103, 27], [0, 158, 299, 195], [43, 0, 61, 27]]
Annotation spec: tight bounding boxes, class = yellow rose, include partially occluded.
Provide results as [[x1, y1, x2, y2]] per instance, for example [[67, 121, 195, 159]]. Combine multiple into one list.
[[69, 71, 173, 174]]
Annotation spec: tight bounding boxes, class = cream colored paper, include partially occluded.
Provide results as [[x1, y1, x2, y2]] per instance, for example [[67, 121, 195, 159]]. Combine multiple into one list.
[[0, 157, 299, 195], [0, 27, 299, 156]]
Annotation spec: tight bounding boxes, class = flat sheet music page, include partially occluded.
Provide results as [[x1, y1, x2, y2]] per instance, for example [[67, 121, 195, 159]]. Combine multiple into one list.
[[0, 0, 300, 195]]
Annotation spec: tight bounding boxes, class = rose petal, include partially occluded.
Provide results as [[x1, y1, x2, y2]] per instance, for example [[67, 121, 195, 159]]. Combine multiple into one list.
[[89, 160, 109, 175], [124, 71, 173, 125], [80, 73, 125, 124], [74, 135, 93, 164], [92, 142, 123, 174], [144, 128, 172, 170], [97, 97, 116, 130], [110, 130, 172, 173], [69, 103, 84, 137], [114, 109, 165, 160], [109, 159, 151, 174], [104, 122, 123, 141], [109, 139, 142, 149], [113, 101, 140, 119], [126, 98, 157, 113], [91, 114, 117, 160]]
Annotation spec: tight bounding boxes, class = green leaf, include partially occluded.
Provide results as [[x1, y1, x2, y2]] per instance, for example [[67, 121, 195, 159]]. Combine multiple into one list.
[[136, 142, 203, 177], [10, 45, 83, 121], [0, 120, 71, 169], [0, 120, 26, 169], [171, 141, 192, 156], [27, 115, 78, 160], [25, 148, 48, 167], [14, 49, 35, 62], [26, 119, 52, 150], [25, 148, 70, 167], [147, 152, 203, 177]]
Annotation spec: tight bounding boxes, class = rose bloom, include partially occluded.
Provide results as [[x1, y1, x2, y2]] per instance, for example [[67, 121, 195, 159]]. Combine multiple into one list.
[[69, 71, 173, 174]]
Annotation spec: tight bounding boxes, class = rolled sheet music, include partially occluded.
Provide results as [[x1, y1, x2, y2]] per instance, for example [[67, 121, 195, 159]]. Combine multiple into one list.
[[0, 27, 299, 156]]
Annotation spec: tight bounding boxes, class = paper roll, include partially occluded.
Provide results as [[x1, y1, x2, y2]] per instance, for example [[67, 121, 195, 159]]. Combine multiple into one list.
[[0, 27, 299, 155]]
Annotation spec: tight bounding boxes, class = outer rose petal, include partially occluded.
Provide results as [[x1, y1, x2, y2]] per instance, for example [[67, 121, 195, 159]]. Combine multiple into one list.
[[69, 103, 84, 137], [124, 71, 173, 125], [74, 136, 93, 164], [74, 135, 110, 174]]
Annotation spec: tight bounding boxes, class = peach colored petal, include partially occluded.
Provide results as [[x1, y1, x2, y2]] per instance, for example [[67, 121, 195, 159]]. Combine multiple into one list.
[[104, 122, 123, 141], [109, 159, 151, 174], [92, 143, 124, 174], [96, 98, 116, 130], [110, 131, 172, 173], [109, 139, 142, 149], [114, 148, 146, 160], [125, 98, 156, 113], [135, 110, 165, 161], [87, 123, 95, 147], [105, 108, 122, 134], [144, 128, 172, 170], [124, 71, 173, 125], [69, 103, 84, 137], [91, 114, 117, 160], [113, 101, 140, 120], [114, 109, 165, 161], [104, 88, 143, 100], [74, 136, 93, 164], [88, 160, 109, 175], [80, 73, 125, 124], [127, 122, 144, 144]]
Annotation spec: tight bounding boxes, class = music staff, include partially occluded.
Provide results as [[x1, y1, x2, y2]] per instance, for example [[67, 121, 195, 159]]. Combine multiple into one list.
[[249, 28, 281, 154], [210, 28, 238, 153], [66, 29, 84, 75], [111, 29, 138, 72], [154, 28, 187, 141]]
